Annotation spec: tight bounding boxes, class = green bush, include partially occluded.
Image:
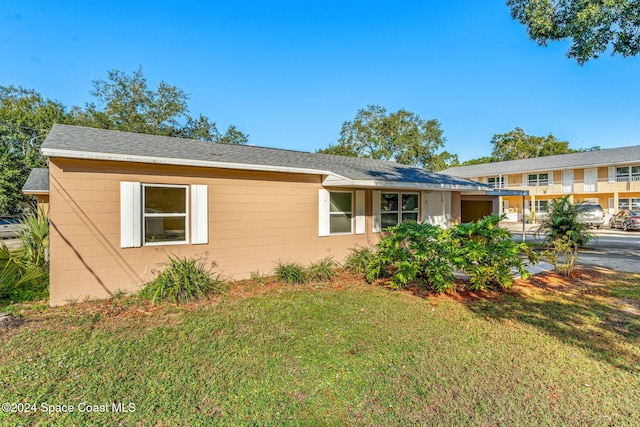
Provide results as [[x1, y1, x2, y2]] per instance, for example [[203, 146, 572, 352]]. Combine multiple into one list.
[[140, 255, 223, 304], [307, 257, 339, 282], [0, 205, 49, 305], [343, 246, 375, 275], [18, 204, 50, 271], [274, 261, 308, 284], [452, 215, 537, 291], [536, 196, 595, 247], [0, 242, 47, 304], [542, 235, 578, 276], [365, 222, 459, 292], [364, 216, 537, 293]]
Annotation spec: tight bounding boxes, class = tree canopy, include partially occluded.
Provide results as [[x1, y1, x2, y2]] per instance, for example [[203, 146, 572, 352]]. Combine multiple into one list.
[[317, 105, 458, 171], [507, 0, 640, 63], [461, 127, 600, 166], [77, 67, 248, 144], [491, 127, 573, 161], [0, 68, 248, 214], [0, 86, 71, 214]]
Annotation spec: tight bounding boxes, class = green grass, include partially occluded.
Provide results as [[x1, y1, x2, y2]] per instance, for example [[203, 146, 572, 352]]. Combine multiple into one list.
[[1, 270, 639, 426]]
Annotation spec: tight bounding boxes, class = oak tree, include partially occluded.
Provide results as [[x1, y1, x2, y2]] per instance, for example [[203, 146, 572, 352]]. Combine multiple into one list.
[[508, 0, 640, 63], [318, 105, 457, 171]]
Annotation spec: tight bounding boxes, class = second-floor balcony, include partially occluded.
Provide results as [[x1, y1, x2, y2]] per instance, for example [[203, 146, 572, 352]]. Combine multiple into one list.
[[490, 177, 640, 196]]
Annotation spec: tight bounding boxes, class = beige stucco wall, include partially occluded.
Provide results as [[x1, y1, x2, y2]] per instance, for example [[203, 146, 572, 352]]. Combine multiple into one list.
[[51, 158, 462, 305], [450, 192, 461, 223]]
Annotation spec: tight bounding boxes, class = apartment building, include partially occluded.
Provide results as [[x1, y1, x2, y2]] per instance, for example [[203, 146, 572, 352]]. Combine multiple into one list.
[[443, 145, 640, 222]]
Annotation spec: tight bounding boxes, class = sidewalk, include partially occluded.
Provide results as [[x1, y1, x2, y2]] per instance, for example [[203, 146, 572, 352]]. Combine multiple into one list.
[[500, 221, 541, 235]]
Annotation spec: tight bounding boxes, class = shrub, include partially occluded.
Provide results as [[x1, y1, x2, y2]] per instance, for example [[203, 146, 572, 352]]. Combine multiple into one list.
[[366, 222, 458, 292], [307, 257, 339, 282], [18, 204, 50, 270], [536, 196, 595, 247], [274, 261, 308, 284], [343, 246, 375, 275], [542, 235, 578, 276], [0, 205, 49, 304], [140, 255, 223, 304], [452, 215, 537, 291], [0, 242, 47, 304]]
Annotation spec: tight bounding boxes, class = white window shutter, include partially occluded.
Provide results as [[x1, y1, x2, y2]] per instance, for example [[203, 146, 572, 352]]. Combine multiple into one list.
[[522, 174, 528, 187], [421, 191, 429, 223], [608, 166, 615, 183], [443, 192, 452, 228], [548, 171, 554, 185], [318, 189, 330, 236], [355, 190, 365, 234], [120, 181, 141, 248], [372, 190, 381, 232], [191, 184, 208, 244], [503, 175, 508, 189]]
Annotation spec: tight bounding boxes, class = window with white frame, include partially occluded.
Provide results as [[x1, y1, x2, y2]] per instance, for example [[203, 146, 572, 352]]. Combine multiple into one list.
[[143, 184, 188, 244], [528, 173, 549, 186], [329, 191, 353, 234], [487, 176, 505, 189], [534, 200, 549, 212], [618, 198, 640, 210], [120, 182, 208, 248], [616, 166, 640, 182], [381, 192, 419, 228]]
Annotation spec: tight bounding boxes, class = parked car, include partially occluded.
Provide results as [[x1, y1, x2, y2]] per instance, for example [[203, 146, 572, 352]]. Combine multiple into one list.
[[609, 210, 640, 231], [0, 216, 22, 238], [575, 203, 605, 228]]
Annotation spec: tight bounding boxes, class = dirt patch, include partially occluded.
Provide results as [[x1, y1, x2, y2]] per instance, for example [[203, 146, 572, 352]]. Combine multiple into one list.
[[400, 266, 629, 304], [515, 266, 613, 292], [0, 313, 24, 332]]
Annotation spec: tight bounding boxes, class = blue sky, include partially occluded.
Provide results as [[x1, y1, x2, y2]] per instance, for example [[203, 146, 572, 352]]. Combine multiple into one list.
[[2, 1, 639, 162]]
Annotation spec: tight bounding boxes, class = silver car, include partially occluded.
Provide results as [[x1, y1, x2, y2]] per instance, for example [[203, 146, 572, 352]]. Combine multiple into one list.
[[575, 203, 605, 229], [0, 216, 22, 238]]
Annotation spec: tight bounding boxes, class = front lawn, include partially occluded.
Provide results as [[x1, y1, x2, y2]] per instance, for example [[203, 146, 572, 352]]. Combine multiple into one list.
[[1, 268, 639, 426]]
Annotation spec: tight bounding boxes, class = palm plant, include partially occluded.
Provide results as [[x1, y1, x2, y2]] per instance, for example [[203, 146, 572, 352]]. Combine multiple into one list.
[[0, 204, 49, 304], [536, 196, 594, 247], [18, 204, 50, 270]]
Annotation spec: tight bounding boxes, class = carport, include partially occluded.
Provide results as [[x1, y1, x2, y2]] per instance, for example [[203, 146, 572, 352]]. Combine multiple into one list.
[[458, 189, 529, 224]]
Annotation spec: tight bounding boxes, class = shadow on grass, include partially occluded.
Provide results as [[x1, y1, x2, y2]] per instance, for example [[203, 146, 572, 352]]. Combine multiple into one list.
[[464, 268, 640, 372]]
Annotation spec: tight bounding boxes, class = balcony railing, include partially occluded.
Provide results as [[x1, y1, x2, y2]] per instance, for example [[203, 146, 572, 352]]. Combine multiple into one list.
[[490, 177, 640, 195]]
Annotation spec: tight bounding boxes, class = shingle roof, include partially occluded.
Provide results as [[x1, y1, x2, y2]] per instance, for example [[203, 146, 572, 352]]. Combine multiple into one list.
[[41, 124, 492, 191], [442, 145, 640, 178], [22, 168, 49, 194]]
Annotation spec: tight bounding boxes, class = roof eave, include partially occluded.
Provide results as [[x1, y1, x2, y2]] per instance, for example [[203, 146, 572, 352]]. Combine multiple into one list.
[[323, 176, 493, 191], [41, 147, 342, 178]]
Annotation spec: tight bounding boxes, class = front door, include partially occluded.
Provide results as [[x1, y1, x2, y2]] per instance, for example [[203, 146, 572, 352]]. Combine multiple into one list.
[[562, 169, 574, 193], [584, 168, 598, 193]]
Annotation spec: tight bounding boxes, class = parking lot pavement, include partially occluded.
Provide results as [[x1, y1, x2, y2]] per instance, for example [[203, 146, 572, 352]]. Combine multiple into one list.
[[502, 221, 640, 274], [1, 238, 20, 250]]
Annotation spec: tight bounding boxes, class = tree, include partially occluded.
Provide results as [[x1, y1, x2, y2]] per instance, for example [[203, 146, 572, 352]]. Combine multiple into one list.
[[78, 67, 249, 144], [490, 127, 574, 161], [317, 105, 457, 171], [461, 155, 497, 166], [0, 86, 71, 214], [507, 0, 640, 63], [461, 127, 601, 165], [0, 69, 248, 214]]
